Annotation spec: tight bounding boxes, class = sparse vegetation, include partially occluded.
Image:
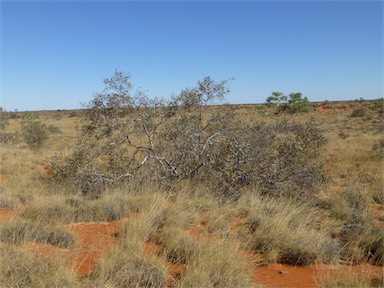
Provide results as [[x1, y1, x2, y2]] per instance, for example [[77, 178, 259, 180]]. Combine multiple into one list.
[[0, 75, 382, 287]]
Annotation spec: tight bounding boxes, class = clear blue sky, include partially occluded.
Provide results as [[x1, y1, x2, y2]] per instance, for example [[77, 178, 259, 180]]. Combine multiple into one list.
[[1, 1, 383, 111]]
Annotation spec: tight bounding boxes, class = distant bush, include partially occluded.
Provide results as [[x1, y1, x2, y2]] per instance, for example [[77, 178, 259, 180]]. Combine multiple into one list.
[[371, 99, 384, 115], [0, 107, 20, 144], [20, 115, 49, 149], [266, 91, 309, 114], [68, 111, 78, 118], [351, 108, 366, 117], [53, 113, 62, 120], [47, 125, 62, 134], [288, 92, 310, 113], [7, 111, 21, 119]]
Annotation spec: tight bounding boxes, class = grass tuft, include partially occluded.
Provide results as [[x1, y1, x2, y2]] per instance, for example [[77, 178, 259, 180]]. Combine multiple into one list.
[[0, 244, 78, 287]]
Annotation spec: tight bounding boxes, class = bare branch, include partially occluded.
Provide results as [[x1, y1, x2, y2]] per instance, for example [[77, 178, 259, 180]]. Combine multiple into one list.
[[202, 132, 224, 151]]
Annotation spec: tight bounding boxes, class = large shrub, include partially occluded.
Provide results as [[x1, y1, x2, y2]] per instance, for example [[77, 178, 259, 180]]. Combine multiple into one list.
[[51, 71, 325, 199]]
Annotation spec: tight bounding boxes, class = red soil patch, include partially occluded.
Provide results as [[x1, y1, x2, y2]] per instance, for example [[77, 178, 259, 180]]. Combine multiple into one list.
[[0, 173, 9, 183], [42, 164, 53, 180], [370, 204, 384, 228], [67, 221, 124, 277], [254, 263, 321, 288], [143, 241, 163, 256], [229, 215, 250, 231], [315, 105, 350, 113], [23, 241, 68, 261], [253, 263, 383, 288], [316, 106, 333, 113], [370, 204, 384, 217], [31, 163, 53, 180], [3, 213, 132, 278], [142, 241, 187, 287], [0, 208, 18, 221], [188, 213, 221, 242], [188, 225, 219, 242], [165, 262, 187, 287]]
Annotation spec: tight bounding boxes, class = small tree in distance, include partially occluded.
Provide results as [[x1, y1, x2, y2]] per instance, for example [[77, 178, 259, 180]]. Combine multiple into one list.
[[288, 92, 309, 113], [266, 91, 309, 113], [266, 91, 287, 106]]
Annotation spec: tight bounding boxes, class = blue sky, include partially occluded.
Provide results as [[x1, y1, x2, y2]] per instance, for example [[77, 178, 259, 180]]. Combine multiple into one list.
[[1, 1, 383, 111]]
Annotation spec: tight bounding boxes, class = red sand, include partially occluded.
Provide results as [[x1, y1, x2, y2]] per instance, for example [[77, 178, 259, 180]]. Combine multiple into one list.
[[42, 164, 53, 180], [143, 241, 187, 286], [0, 173, 9, 182], [165, 262, 187, 287], [67, 221, 124, 277], [143, 241, 163, 256], [187, 212, 223, 242], [371, 204, 384, 228], [24, 241, 68, 261], [0, 208, 15, 221]]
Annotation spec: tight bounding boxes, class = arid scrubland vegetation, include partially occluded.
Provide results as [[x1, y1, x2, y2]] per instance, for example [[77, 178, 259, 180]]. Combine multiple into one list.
[[0, 73, 383, 287]]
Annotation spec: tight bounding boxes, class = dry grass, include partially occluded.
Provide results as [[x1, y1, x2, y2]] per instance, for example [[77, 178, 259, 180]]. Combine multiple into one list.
[[0, 243, 78, 287], [174, 239, 252, 287], [319, 272, 384, 288], [0, 101, 382, 287], [234, 191, 342, 265], [87, 197, 169, 287]]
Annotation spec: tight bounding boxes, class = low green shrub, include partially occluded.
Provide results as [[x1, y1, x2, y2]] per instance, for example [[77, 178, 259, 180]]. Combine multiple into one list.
[[20, 115, 49, 149]]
